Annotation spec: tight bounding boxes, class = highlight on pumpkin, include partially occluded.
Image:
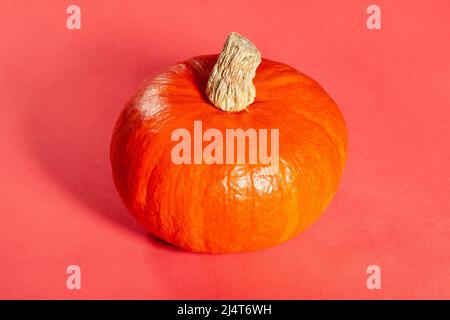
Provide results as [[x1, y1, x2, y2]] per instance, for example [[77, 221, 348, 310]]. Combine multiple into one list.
[[110, 32, 348, 253]]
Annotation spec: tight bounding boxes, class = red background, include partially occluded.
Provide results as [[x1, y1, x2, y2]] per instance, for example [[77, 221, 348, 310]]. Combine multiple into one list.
[[1, 0, 449, 299]]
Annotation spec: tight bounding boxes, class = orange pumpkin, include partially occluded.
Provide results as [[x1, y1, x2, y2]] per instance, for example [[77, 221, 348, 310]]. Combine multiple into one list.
[[110, 33, 347, 253]]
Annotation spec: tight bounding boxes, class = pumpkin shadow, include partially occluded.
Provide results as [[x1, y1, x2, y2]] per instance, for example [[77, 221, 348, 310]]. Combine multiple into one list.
[[146, 234, 186, 253], [17, 36, 182, 248]]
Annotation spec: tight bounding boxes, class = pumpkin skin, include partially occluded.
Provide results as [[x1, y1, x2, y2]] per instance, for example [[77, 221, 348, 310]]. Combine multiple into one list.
[[110, 55, 347, 253]]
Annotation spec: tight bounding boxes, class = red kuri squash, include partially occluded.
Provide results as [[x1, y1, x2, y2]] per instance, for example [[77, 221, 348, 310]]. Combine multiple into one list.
[[110, 33, 347, 253]]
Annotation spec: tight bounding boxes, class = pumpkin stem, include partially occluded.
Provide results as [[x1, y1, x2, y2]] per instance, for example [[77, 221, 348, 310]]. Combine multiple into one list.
[[206, 32, 261, 112]]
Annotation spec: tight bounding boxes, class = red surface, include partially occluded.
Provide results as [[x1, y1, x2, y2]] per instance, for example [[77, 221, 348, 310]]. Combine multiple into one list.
[[0, 0, 449, 299]]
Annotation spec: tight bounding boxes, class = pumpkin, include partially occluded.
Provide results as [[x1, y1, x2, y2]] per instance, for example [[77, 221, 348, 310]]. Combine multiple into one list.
[[110, 33, 347, 253]]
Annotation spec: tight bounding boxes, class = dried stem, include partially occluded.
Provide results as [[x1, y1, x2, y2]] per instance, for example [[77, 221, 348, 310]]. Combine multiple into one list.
[[206, 32, 261, 112]]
